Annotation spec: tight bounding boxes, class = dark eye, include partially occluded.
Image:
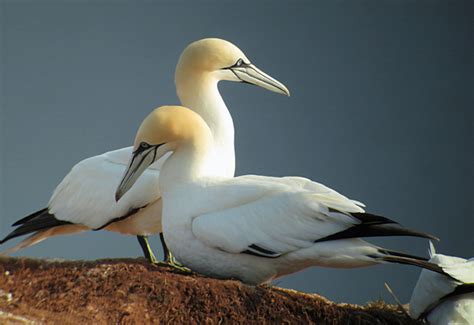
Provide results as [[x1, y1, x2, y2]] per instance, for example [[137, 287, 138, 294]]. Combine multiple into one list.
[[235, 58, 243, 67], [140, 142, 150, 149]]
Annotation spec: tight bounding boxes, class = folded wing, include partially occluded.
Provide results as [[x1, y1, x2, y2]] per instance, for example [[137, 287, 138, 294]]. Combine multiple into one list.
[[48, 147, 163, 229], [2, 147, 165, 249], [191, 176, 433, 258]]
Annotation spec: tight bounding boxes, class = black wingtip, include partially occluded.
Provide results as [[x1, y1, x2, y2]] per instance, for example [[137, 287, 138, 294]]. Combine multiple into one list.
[[11, 208, 49, 226], [351, 212, 439, 241], [1, 234, 15, 245], [381, 224, 439, 241], [1, 210, 71, 245], [315, 211, 440, 243], [315, 223, 439, 243]]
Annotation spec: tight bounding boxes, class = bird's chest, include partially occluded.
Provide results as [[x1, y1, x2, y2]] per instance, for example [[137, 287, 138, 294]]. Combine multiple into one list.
[[161, 191, 201, 249]]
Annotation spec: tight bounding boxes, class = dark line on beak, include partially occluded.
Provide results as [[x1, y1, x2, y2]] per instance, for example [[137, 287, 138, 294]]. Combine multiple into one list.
[[152, 147, 157, 164], [230, 68, 246, 83], [123, 150, 150, 187], [246, 66, 288, 95]]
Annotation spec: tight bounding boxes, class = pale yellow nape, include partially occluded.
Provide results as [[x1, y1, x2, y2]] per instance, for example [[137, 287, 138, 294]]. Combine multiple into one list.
[[134, 105, 210, 149], [177, 38, 249, 74]]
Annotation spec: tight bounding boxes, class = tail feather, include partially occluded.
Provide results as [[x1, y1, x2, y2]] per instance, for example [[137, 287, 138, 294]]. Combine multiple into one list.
[[1, 210, 71, 244], [1, 224, 88, 255], [375, 249, 454, 278], [315, 212, 438, 243], [1, 230, 51, 255]]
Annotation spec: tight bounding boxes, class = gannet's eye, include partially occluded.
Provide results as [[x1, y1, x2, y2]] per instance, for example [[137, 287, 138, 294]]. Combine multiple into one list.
[[133, 141, 153, 155], [223, 58, 246, 70]]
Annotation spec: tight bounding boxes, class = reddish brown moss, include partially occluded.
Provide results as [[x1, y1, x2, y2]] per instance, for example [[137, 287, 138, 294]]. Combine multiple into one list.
[[0, 257, 419, 324]]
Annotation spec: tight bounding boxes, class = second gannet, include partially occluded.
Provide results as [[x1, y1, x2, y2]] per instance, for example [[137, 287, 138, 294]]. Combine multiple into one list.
[[409, 242, 474, 324], [1, 38, 289, 263], [115, 105, 446, 285]]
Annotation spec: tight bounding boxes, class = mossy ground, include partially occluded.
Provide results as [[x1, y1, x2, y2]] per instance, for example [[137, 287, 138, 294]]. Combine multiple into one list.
[[0, 257, 419, 324]]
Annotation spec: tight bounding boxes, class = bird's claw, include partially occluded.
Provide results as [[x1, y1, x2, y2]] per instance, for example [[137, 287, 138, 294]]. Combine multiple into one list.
[[165, 253, 192, 273]]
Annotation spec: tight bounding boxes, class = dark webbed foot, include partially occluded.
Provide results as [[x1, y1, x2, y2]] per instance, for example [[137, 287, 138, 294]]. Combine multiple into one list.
[[159, 233, 192, 272], [137, 235, 158, 264]]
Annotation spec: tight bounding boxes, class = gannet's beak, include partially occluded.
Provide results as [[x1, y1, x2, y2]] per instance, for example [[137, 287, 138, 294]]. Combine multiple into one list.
[[115, 143, 160, 202], [228, 61, 290, 96]]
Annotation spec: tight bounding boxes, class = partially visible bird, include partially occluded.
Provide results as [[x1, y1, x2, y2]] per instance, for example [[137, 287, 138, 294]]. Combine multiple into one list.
[[409, 242, 474, 324], [115, 105, 445, 285], [1, 38, 290, 263]]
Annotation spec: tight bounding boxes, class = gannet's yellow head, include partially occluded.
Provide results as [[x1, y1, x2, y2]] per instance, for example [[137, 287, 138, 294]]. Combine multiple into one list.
[[133, 105, 208, 149], [115, 106, 210, 201], [176, 38, 290, 96], [178, 38, 249, 73]]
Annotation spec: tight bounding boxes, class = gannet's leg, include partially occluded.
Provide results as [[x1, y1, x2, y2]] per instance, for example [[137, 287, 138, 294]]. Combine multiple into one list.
[[137, 235, 158, 264], [160, 233, 180, 266], [159, 233, 192, 272], [159, 233, 172, 263]]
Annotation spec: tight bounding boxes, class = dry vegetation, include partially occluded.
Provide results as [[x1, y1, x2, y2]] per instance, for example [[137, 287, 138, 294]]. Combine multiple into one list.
[[0, 257, 419, 324]]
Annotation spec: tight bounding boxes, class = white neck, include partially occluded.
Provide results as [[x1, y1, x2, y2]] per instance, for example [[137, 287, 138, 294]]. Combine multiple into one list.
[[175, 71, 235, 177], [158, 136, 213, 193]]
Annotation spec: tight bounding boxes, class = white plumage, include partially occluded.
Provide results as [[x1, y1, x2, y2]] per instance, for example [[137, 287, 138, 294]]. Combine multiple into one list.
[[409, 242, 474, 324], [1, 147, 165, 254], [116, 105, 440, 285], [163, 175, 434, 284], [49, 147, 163, 231], [190, 176, 365, 257], [1, 38, 289, 257]]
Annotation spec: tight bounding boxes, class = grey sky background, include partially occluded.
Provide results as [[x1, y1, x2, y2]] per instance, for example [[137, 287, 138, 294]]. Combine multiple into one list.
[[0, 0, 472, 304]]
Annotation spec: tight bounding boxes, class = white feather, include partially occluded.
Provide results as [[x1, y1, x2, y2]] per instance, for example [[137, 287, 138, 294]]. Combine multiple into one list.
[[409, 243, 474, 323], [162, 174, 399, 284], [48, 147, 164, 230], [191, 176, 364, 255], [426, 293, 474, 325]]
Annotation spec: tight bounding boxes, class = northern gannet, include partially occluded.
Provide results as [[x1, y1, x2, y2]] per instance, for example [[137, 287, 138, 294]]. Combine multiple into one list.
[[409, 242, 473, 324], [1, 38, 289, 263], [115, 105, 446, 285]]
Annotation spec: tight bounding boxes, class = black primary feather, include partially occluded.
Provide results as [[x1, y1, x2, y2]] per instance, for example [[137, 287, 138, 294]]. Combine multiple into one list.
[[1, 210, 71, 244], [11, 207, 49, 226], [314, 211, 438, 243]]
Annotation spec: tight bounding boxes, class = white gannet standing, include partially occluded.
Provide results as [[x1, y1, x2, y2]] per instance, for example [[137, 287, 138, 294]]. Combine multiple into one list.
[[409, 242, 474, 324], [115, 105, 446, 285], [1, 38, 289, 263]]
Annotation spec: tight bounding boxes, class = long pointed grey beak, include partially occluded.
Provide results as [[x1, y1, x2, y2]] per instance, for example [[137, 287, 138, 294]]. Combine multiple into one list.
[[115, 144, 159, 202], [231, 64, 290, 96]]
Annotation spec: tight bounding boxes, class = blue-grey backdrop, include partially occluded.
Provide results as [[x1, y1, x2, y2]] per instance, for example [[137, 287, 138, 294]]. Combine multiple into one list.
[[0, 0, 472, 304]]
